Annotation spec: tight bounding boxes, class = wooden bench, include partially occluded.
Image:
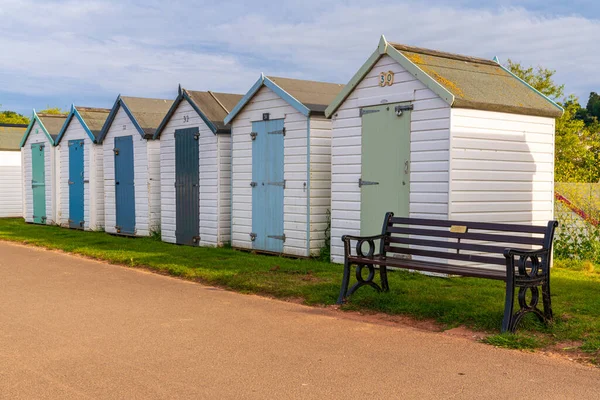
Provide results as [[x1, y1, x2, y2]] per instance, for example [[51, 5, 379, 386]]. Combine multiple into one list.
[[338, 213, 558, 332]]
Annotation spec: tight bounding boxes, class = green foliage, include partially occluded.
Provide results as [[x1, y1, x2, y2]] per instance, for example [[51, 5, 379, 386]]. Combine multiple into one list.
[[483, 333, 549, 350], [37, 107, 68, 115], [0, 105, 29, 124], [317, 209, 331, 262], [505, 59, 565, 100], [587, 92, 600, 120]]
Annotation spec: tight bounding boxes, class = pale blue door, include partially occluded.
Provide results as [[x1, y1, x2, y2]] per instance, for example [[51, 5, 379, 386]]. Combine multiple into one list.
[[251, 119, 284, 252], [68, 139, 85, 229]]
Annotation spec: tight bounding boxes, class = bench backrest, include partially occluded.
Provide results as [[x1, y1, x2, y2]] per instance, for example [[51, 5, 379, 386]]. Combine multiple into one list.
[[380, 213, 558, 267]]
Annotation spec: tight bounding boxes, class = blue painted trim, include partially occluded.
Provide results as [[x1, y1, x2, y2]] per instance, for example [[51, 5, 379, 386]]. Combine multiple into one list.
[[263, 77, 310, 117], [154, 89, 221, 139], [306, 115, 311, 256], [97, 96, 146, 143], [19, 109, 56, 147], [493, 57, 564, 114], [55, 105, 97, 145], [224, 74, 311, 125], [224, 74, 265, 125]]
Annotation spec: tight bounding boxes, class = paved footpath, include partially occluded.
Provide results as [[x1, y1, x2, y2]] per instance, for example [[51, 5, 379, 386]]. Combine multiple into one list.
[[0, 242, 598, 399]]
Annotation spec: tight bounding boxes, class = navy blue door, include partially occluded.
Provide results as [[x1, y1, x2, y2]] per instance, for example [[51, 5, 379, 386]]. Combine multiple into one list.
[[175, 127, 200, 245], [68, 139, 85, 229], [251, 119, 284, 252], [114, 136, 135, 235]]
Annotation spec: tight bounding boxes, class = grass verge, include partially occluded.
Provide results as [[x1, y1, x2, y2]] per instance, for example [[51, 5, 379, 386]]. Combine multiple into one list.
[[1, 218, 599, 363]]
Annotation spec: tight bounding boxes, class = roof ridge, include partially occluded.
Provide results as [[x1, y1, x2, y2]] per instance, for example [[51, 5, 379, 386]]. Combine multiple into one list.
[[75, 106, 111, 112], [267, 75, 344, 86], [207, 91, 230, 114], [37, 113, 68, 117], [390, 42, 498, 66]]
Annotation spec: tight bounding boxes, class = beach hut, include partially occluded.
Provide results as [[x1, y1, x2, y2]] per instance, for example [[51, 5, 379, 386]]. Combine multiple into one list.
[[19, 111, 68, 225], [0, 123, 28, 217], [54, 106, 110, 230], [97, 96, 173, 236], [154, 87, 243, 246], [324, 36, 564, 263], [224, 75, 344, 256]]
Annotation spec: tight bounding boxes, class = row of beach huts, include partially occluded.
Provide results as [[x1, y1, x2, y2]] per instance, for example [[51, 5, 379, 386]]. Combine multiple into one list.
[[4, 37, 563, 263]]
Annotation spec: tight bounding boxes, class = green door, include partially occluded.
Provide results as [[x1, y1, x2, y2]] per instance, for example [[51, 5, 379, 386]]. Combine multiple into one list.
[[360, 103, 411, 236], [31, 143, 46, 224]]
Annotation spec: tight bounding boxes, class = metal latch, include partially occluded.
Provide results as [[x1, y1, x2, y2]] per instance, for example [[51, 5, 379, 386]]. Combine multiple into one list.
[[194, 134, 199, 140], [115, 225, 121, 233], [79, 221, 84, 228], [268, 234, 286, 242], [113, 148, 119, 155], [360, 108, 380, 117], [268, 128, 285, 136], [268, 180, 285, 188], [250, 132, 257, 140], [250, 182, 257, 187], [250, 232, 257, 241], [394, 104, 414, 116], [192, 236, 200, 244], [358, 178, 379, 187]]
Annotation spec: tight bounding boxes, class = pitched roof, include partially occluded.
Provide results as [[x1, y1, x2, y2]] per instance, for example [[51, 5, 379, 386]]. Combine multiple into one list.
[[266, 76, 344, 113], [185, 90, 244, 132], [224, 75, 344, 124], [120, 96, 174, 137], [0, 123, 28, 151], [326, 36, 563, 119], [76, 107, 111, 138], [37, 113, 68, 140]]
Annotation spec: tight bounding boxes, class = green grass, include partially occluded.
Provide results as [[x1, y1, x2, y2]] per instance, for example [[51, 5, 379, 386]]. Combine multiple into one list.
[[1, 218, 599, 361]]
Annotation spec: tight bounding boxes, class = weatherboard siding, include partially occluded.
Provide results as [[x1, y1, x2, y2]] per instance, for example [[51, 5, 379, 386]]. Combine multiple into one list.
[[449, 108, 555, 225], [22, 120, 56, 224], [329, 55, 451, 263], [103, 107, 159, 236], [159, 99, 230, 246], [231, 86, 310, 256], [0, 151, 23, 217]]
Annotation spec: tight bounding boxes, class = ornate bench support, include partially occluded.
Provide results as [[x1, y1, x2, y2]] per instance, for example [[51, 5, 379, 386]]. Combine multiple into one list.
[[502, 248, 553, 333]]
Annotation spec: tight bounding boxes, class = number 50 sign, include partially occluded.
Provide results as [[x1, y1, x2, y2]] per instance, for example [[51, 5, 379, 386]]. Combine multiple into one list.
[[379, 71, 394, 87]]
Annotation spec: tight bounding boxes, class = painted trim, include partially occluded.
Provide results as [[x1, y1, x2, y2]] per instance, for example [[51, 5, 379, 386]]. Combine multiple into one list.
[[96, 96, 146, 143], [19, 110, 56, 147], [325, 35, 457, 118], [224, 74, 311, 125], [55, 105, 97, 145], [306, 115, 311, 256], [153, 89, 221, 139], [493, 58, 564, 115]]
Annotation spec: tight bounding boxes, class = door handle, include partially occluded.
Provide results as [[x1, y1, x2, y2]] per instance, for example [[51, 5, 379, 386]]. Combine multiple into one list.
[[116, 181, 120, 185], [404, 160, 409, 174]]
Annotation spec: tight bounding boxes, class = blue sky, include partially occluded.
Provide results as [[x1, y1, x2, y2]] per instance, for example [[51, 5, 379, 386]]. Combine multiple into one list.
[[1, 0, 599, 115]]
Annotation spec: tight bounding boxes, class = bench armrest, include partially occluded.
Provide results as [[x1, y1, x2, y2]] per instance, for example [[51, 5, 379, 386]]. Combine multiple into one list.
[[503, 248, 549, 258], [342, 234, 387, 259], [503, 247, 551, 280]]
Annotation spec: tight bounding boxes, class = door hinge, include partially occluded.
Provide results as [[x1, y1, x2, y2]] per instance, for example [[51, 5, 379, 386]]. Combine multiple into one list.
[[250, 132, 257, 140], [68, 219, 73, 223], [268, 180, 285, 189], [250, 181, 257, 187], [360, 108, 380, 117], [250, 232, 257, 241], [358, 178, 379, 187], [68, 180, 74, 185], [268, 234, 286, 242], [268, 127, 285, 136]]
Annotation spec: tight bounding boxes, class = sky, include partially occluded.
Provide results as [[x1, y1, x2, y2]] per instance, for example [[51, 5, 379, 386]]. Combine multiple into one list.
[[1, 0, 599, 115]]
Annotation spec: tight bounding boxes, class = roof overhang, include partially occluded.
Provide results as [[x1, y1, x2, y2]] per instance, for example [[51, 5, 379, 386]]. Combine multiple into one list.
[[19, 110, 56, 147], [97, 96, 147, 143], [224, 74, 310, 125], [55, 105, 97, 145]]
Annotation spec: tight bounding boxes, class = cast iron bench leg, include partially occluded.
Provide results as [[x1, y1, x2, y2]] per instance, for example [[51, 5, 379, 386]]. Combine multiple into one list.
[[502, 277, 516, 333], [337, 259, 352, 304]]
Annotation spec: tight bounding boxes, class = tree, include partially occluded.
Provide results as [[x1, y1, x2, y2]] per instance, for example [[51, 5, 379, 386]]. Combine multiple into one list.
[[37, 107, 68, 115], [505, 59, 565, 101], [586, 92, 600, 120], [0, 110, 29, 124]]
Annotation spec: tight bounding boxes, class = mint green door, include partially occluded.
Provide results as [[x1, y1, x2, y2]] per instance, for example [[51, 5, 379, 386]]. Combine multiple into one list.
[[360, 103, 411, 236], [31, 143, 46, 224]]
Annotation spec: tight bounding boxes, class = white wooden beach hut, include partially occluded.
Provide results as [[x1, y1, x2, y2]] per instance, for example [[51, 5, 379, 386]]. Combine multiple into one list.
[[0, 123, 27, 217], [154, 87, 243, 246], [54, 106, 110, 230], [20, 111, 68, 225], [224, 75, 344, 257], [325, 36, 564, 263], [97, 96, 173, 236]]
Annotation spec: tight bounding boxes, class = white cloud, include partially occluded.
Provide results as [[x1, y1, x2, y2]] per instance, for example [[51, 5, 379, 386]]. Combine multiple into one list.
[[0, 1, 598, 108]]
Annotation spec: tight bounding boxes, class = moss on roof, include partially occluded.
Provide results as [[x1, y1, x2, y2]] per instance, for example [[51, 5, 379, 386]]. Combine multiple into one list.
[[391, 43, 562, 118]]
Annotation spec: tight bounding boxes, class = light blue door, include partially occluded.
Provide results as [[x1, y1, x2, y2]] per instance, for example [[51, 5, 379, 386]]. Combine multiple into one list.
[[251, 119, 284, 253], [114, 136, 135, 235], [68, 139, 85, 229]]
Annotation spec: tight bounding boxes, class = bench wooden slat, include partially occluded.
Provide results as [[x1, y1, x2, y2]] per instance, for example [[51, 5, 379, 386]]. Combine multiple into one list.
[[387, 226, 545, 246], [387, 236, 536, 255], [347, 256, 506, 280], [388, 217, 548, 234], [384, 245, 507, 266]]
